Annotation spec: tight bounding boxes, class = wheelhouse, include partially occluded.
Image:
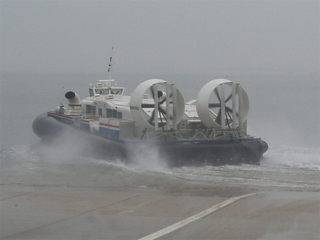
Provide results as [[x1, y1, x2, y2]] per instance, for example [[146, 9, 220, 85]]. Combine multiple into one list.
[[89, 80, 125, 97]]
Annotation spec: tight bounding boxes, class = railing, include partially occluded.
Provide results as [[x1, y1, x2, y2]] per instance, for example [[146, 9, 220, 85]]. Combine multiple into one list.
[[142, 127, 248, 141]]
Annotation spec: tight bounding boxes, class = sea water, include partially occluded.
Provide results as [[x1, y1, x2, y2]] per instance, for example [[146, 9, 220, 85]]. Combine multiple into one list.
[[0, 73, 319, 192]]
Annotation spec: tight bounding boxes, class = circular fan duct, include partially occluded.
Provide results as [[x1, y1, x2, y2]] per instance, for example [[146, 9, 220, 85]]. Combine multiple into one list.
[[196, 79, 250, 129], [130, 79, 185, 130]]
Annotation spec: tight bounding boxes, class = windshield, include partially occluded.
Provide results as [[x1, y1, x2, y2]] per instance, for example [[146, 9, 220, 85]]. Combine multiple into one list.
[[110, 88, 123, 95], [95, 89, 110, 95]]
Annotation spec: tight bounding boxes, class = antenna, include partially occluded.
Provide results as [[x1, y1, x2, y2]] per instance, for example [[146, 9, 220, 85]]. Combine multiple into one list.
[[107, 47, 114, 80]]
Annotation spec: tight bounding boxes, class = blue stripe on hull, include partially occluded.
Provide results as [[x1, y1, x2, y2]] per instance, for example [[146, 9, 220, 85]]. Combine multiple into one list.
[[99, 127, 119, 138]]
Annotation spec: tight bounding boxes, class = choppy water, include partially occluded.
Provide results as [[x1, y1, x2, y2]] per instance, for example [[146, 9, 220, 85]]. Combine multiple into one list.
[[1, 143, 319, 193], [0, 74, 319, 193]]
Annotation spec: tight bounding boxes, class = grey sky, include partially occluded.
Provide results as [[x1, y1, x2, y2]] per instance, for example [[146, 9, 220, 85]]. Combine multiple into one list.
[[1, 0, 319, 76]]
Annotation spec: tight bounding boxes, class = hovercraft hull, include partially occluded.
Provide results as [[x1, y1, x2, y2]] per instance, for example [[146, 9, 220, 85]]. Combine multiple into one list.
[[33, 113, 268, 166]]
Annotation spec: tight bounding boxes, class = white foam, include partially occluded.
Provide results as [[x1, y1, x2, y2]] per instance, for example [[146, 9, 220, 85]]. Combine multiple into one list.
[[5, 143, 319, 191], [263, 146, 320, 171], [126, 143, 168, 172]]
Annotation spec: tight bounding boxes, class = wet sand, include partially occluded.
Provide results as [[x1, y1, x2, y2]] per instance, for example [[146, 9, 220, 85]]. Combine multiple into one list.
[[1, 143, 319, 239], [1, 183, 319, 240]]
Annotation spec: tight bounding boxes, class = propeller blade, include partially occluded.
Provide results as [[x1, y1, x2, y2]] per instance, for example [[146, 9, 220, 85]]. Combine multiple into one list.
[[148, 110, 155, 124], [215, 108, 222, 125], [159, 97, 167, 105], [158, 107, 167, 117], [142, 104, 155, 108], [225, 92, 232, 103], [225, 110, 232, 127], [225, 106, 239, 117], [159, 106, 174, 120], [225, 106, 233, 115], [158, 109, 166, 129], [214, 88, 221, 102], [150, 86, 155, 99], [208, 103, 221, 108]]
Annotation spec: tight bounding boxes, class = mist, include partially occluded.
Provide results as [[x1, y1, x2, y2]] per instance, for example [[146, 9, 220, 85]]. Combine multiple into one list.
[[0, 1, 319, 153], [1, 1, 319, 76]]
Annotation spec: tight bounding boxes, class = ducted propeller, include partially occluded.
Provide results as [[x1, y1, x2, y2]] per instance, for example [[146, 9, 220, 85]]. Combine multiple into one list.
[[141, 86, 171, 127], [196, 79, 250, 129], [130, 79, 185, 130]]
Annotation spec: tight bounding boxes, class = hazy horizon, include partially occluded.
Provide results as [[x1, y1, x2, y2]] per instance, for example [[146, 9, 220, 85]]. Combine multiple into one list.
[[1, 1, 319, 77]]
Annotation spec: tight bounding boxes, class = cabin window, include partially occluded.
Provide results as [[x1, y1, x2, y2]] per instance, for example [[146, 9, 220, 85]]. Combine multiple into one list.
[[106, 109, 114, 118], [86, 105, 96, 115], [112, 110, 118, 118], [98, 108, 103, 117], [106, 108, 122, 119], [89, 89, 94, 97]]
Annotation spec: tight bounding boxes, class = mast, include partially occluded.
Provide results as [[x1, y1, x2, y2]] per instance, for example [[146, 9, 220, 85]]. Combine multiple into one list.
[[107, 47, 114, 80]]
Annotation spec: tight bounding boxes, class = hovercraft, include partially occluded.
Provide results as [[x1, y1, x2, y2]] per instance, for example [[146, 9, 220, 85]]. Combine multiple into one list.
[[33, 77, 268, 166]]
